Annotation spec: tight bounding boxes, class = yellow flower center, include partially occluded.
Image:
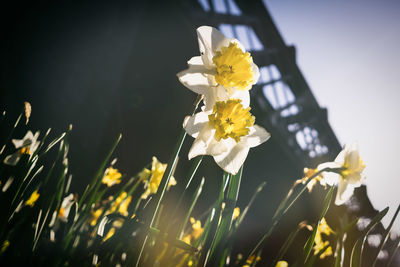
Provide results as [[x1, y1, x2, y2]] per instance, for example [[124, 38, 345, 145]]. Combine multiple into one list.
[[341, 158, 365, 178], [208, 99, 255, 142], [19, 146, 31, 155], [212, 42, 254, 90]]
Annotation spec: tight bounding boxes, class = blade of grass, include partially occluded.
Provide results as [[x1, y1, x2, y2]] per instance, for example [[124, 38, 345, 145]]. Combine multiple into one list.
[[303, 185, 334, 263], [271, 227, 301, 267], [196, 172, 229, 267], [135, 129, 187, 267], [209, 167, 243, 266], [350, 207, 389, 267], [372, 203, 400, 267], [79, 133, 122, 207]]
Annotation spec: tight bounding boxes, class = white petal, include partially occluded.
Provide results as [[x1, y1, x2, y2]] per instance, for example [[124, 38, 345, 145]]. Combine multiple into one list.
[[251, 62, 260, 85], [197, 26, 229, 69], [177, 66, 213, 95], [334, 148, 346, 165], [335, 181, 355, 205], [319, 172, 340, 186], [317, 162, 341, 186], [12, 130, 34, 148], [317, 161, 341, 171], [213, 143, 250, 175], [346, 144, 360, 170], [188, 137, 207, 160], [183, 112, 210, 138], [230, 90, 250, 108], [207, 137, 233, 156], [187, 56, 204, 66], [3, 152, 21, 166], [346, 172, 363, 186], [188, 125, 214, 160], [203, 85, 229, 111], [242, 125, 270, 148]]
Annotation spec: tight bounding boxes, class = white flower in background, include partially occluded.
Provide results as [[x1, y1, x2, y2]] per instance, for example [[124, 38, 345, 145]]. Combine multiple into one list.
[[184, 98, 270, 175], [177, 26, 259, 111], [4, 131, 40, 166], [318, 143, 366, 205], [58, 194, 75, 222]]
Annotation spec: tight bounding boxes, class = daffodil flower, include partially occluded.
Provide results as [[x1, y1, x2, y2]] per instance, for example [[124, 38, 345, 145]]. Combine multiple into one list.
[[58, 194, 75, 222], [102, 167, 122, 187], [184, 99, 270, 175], [317, 143, 365, 205], [25, 190, 40, 207], [313, 218, 334, 259], [177, 26, 259, 111], [4, 131, 40, 166], [141, 157, 177, 199]]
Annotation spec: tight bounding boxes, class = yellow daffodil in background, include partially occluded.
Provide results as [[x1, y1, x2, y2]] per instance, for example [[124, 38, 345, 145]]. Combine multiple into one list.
[[275, 261, 288, 267], [233, 207, 240, 220], [141, 157, 176, 199], [177, 26, 259, 111], [117, 195, 132, 217], [318, 143, 366, 205], [108, 192, 128, 214], [184, 99, 270, 174], [294, 168, 323, 193], [4, 131, 40, 166], [25, 190, 40, 207], [90, 207, 104, 227], [1, 240, 10, 254], [313, 217, 334, 259], [138, 167, 151, 181], [102, 167, 122, 187], [103, 227, 116, 242], [243, 255, 261, 267]]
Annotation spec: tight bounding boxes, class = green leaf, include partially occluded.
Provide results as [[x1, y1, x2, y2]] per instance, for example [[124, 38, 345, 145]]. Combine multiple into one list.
[[272, 227, 300, 267], [208, 167, 243, 266], [196, 172, 229, 267], [303, 185, 334, 263], [135, 129, 187, 267], [373, 203, 400, 267], [350, 207, 389, 267]]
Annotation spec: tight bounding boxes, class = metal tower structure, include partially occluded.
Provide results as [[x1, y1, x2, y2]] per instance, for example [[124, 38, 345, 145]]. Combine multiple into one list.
[[183, 0, 342, 169]]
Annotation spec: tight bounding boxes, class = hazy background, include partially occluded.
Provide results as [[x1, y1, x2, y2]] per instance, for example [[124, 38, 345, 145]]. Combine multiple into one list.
[[265, 0, 400, 232]]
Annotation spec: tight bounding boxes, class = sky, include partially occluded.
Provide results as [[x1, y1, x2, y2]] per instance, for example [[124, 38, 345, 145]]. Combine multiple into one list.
[[264, 0, 400, 232]]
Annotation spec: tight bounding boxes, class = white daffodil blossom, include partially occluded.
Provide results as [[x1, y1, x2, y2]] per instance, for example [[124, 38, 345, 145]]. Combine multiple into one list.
[[58, 194, 75, 222], [317, 143, 366, 205], [4, 131, 40, 166], [177, 26, 259, 111], [184, 98, 270, 175]]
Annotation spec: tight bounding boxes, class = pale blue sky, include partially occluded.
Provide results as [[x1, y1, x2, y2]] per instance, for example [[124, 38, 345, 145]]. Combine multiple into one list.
[[265, 0, 400, 232]]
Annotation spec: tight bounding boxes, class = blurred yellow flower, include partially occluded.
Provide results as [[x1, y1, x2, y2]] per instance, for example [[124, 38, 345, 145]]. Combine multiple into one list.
[[103, 227, 115, 242], [138, 167, 151, 181], [313, 218, 334, 259], [233, 207, 240, 220], [141, 157, 176, 199], [182, 217, 204, 245], [90, 207, 104, 227], [102, 167, 122, 187], [117, 195, 132, 217], [1, 240, 10, 254], [25, 190, 40, 207], [318, 143, 365, 205], [243, 255, 261, 267], [275, 261, 288, 267]]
